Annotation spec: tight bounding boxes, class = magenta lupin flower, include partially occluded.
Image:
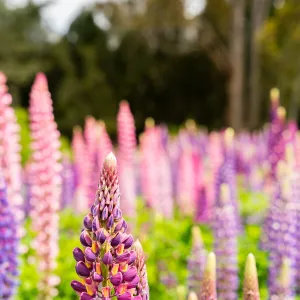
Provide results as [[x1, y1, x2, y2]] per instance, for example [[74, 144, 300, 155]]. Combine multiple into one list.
[[117, 101, 137, 218], [0, 72, 24, 235], [140, 118, 159, 209], [71, 153, 146, 299], [29, 73, 62, 297], [72, 126, 90, 212], [84, 116, 99, 205], [97, 121, 113, 170], [156, 147, 173, 219], [177, 141, 196, 216]]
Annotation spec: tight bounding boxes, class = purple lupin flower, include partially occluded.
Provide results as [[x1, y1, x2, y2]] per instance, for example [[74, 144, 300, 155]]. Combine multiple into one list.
[[71, 153, 146, 299], [275, 257, 293, 299], [0, 176, 19, 299], [212, 184, 238, 300], [215, 128, 241, 229], [268, 104, 286, 182], [132, 240, 149, 300], [61, 154, 75, 209], [199, 252, 217, 300], [243, 253, 260, 300], [156, 145, 174, 219], [266, 162, 298, 298], [187, 226, 206, 298]]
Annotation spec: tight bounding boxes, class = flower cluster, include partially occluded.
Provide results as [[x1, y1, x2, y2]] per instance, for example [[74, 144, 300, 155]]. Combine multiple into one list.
[[29, 73, 62, 297], [0, 176, 19, 299], [117, 101, 137, 218], [187, 227, 206, 298], [71, 153, 147, 299], [212, 184, 238, 300], [0, 72, 24, 235]]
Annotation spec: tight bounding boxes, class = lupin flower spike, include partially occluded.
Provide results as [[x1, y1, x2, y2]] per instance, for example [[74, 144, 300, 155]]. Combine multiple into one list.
[[199, 252, 217, 300], [0, 175, 19, 299], [117, 100, 137, 218], [212, 183, 238, 300], [132, 240, 149, 300], [270, 88, 280, 122], [187, 227, 206, 298], [0, 72, 24, 237], [188, 291, 198, 300], [243, 254, 260, 300], [71, 153, 147, 299], [276, 257, 293, 299], [72, 126, 90, 212], [29, 73, 62, 298]]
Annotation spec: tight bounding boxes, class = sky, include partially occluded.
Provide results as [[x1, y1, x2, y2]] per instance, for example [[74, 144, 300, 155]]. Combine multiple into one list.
[[5, 0, 206, 35]]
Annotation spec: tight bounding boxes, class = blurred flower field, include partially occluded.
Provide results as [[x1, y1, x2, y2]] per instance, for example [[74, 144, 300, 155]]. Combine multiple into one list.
[[2, 72, 300, 299]]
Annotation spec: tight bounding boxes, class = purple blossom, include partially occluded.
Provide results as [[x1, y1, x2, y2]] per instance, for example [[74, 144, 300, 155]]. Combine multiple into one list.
[[0, 176, 19, 299], [212, 184, 238, 300], [71, 153, 147, 299], [187, 226, 206, 298]]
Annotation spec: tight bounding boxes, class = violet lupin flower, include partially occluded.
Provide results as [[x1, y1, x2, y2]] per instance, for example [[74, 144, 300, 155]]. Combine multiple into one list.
[[212, 184, 238, 300], [117, 101, 137, 218], [0, 176, 19, 299], [215, 128, 241, 229], [243, 253, 260, 300], [199, 252, 217, 300], [71, 153, 146, 299], [266, 164, 298, 298], [275, 257, 293, 299], [132, 240, 149, 300], [29, 73, 62, 298], [187, 227, 206, 298], [61, 154, 75, 209], [268, 104, 286, 181], [0, 72, 24, 236]]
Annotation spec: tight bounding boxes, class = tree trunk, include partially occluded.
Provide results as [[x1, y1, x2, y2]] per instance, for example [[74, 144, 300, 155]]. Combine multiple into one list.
[[249, 0, 272, 129], [228, 0, 245, 131]]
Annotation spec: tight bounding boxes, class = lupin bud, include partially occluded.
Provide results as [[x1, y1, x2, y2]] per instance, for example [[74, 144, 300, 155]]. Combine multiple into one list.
[[71, 280, 87, 293], [188, 291, 198, 300], [199, 252, 217, 300], [243, 254, 260, 300]]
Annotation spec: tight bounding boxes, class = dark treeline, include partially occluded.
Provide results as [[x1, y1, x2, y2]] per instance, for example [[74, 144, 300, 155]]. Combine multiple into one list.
[[0, 0, 298, 137]]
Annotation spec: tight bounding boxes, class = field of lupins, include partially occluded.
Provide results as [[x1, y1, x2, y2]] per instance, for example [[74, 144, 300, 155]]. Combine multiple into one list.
[[1, 71, 300, 300]]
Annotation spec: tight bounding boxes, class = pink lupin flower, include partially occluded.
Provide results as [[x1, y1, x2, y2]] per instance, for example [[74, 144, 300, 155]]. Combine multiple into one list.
[[72, 126, 89, 212], [96, 121, 113, 170], [84, 116, 100, 205], [117, 101, 137, 217], [0, 72, 24, 236], [140, 118, 160, 210], [156, 145, 174, 219], [29, 72, 62, 298], [177, 134, 196, 216]]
